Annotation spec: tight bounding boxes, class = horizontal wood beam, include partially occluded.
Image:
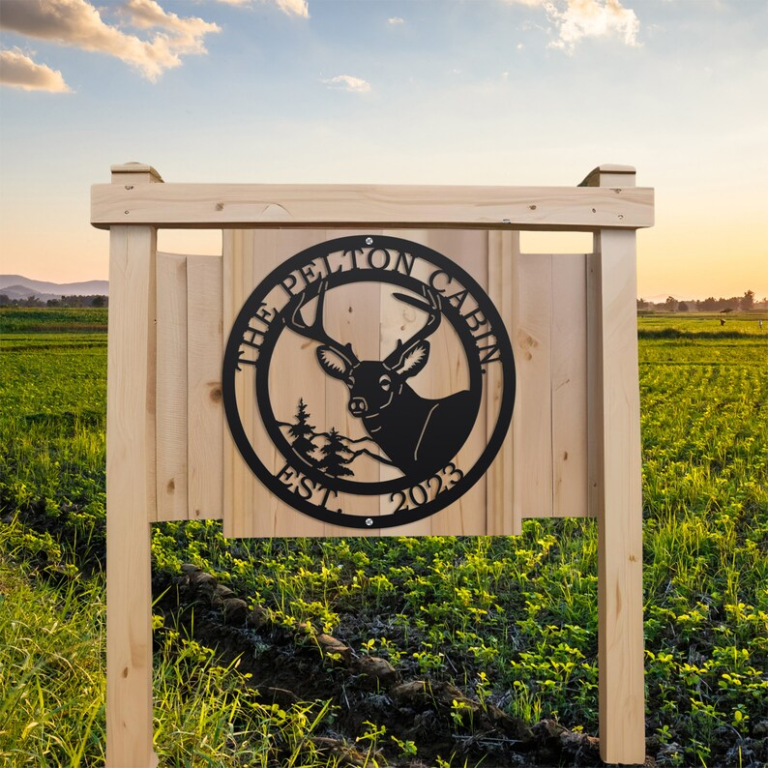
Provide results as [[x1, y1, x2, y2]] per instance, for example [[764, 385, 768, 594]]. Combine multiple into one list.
[[92, 183, 653, 231]]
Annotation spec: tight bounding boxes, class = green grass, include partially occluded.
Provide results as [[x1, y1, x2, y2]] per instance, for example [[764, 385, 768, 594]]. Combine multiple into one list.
[[0, 307, 108, 334], [0, 549, 105, 766], [0, 532, 352, 768], [0, 310, 766, 766]]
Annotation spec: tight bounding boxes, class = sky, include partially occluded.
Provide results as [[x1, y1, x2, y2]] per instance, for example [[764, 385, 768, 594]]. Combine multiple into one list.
[[0, 0, 765, 301]]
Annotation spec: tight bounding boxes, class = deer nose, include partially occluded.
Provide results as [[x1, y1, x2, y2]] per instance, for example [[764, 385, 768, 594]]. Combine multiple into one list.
[[349, 397, 367, 416]]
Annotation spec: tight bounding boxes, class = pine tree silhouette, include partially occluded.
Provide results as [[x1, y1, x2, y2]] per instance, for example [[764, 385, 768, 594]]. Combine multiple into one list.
[[288, 398, 317, 462], [316, 428, 354, 478]]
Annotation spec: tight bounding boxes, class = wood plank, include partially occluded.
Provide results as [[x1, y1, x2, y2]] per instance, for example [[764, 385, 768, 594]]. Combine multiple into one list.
[[111, 162, 163, 184], [223, 230, 273, 538], [106, 225, 158, 768], [486, 230, 519, 535], [551, 254, 589, 518], [378, 229, 433, 536], [91, 183, 654, 231], [579, 164, 636, 188], [156, 253, 188, 521], [223, 230, 331, 538], [222, 230, 238, 538], [514, 254, 554, 518], [424, 229, 488, 536], [265, 229, 330, 538], [590, 229, 645, 764], [319, 229, 382, 537], [187, 255, 224, 520]]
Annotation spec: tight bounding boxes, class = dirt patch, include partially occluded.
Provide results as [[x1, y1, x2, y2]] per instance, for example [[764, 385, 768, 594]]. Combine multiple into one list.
[[152, 566, 623, 767]]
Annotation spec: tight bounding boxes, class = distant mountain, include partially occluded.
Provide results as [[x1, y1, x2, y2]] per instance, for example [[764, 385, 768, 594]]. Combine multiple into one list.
[[0, 275, 109, 299]]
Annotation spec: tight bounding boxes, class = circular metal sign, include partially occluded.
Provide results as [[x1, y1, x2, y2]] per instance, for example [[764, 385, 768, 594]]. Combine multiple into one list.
[[223, 235, 515, 529]]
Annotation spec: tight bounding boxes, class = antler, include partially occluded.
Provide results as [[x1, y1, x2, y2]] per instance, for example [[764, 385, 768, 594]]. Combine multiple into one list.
[[384, 285, 442, 368], [283, 280, 359, 366]]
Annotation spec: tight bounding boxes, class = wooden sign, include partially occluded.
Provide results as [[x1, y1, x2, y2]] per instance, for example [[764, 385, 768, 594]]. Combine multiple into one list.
[[92, 163, 653, 766], [222, 232, 518, 537]]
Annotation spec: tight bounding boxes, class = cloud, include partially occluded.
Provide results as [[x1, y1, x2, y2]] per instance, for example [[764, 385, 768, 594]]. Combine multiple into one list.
[[548, 0, 639, 51], [505, 0, 640, 52], [322, 74, 371, 93], [388, 17, 405, 25], [215, 0, 309, 17], [275, 0, 309, 17], [0, 49, 71, 92], [0, 0, 220, 81]]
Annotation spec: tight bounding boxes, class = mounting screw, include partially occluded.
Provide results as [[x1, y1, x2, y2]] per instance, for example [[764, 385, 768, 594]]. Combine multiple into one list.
[[365, 237, 373, 245], [365, 518, 374, 526]]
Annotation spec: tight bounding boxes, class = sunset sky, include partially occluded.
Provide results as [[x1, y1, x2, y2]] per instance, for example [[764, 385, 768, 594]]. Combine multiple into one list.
[[1, 0, 765, 301]]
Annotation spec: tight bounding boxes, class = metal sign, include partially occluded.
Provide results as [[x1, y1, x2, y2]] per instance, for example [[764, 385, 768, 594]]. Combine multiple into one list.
[[223, 235, 515, 529]]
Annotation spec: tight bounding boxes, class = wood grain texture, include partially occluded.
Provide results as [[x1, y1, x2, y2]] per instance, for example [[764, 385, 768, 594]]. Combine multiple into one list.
[[590, 229, 645, 764], [373, 228, 491, 536], [92, 182, 654, 231], [187, 255, 224, 520], [322, 229, 383, 536], [110, 163, 163, 184], [220, 228, 511, 537], [551, 254, 589, 518], [268, 229, 332, 538], [486, 230, 519, 535], [378, 229, 435, 537], [106, 225, 158, 768], [156, 253, 188, 521], [514, 254, 554, 518], [223, 230, 331, 538], [424, 229, 488, 536], [223, 230, 273, 538]]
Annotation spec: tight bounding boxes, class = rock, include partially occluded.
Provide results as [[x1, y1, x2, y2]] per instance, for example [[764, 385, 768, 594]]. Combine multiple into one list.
[[247, 605, 269, 629], [316, 633, 352, 664], [221, 597, 248, 625], [432, 681, 473, 709], [180, 563, 200, 577], [559, 729, 601, 761], [188, 571, 216, 589], [391, 680, 429, 705], [535, 718, 568, 741], [753, 719, 768, 737], [311, 737, 369, 767], [212, 584, 235, 606], [353, 656, 400, 688], [485, 703, 534, 743]]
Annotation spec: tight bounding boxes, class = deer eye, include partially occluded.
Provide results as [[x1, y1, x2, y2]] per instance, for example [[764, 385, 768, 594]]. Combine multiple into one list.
[[379, 375, 392, 391]]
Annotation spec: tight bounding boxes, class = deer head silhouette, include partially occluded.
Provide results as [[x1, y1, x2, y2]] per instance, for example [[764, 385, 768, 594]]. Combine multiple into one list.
[[283, 281, 473, 475]]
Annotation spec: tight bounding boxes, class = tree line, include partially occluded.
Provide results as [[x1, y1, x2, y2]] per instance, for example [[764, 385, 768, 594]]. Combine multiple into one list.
[[638, 290, 764, 313], [0, 295, 108, 308]]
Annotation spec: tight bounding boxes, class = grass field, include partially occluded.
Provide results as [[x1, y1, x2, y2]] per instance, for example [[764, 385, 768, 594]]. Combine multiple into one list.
[[0, 307, 766, 767]]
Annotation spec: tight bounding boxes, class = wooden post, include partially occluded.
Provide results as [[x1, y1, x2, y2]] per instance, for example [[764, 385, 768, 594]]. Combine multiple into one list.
[[106, 164, 162, 767], [586, 166, 645, 763]]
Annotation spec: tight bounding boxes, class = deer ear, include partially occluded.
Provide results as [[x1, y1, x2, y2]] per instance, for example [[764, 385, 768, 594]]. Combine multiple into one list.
[[392, 340, 430, 378], [317, 345, 351, 379]]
